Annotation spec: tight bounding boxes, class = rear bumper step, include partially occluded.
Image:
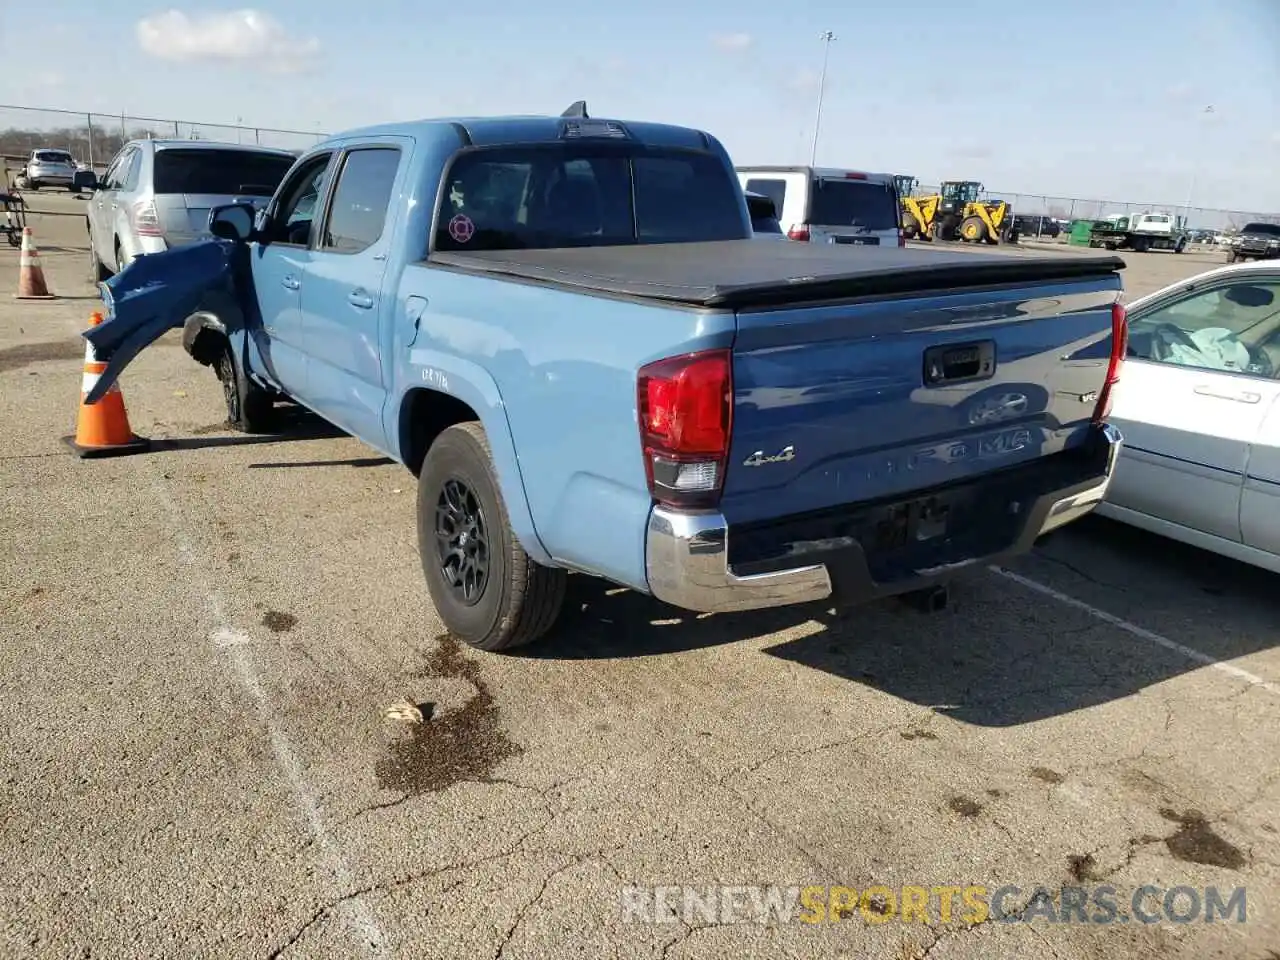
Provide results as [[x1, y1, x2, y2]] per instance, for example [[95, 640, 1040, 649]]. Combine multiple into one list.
[[645, 423, 1122, 614]]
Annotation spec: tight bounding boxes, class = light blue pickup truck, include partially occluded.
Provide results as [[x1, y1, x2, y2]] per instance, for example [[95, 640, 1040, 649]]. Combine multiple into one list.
[[84, 104, 1128, 652]]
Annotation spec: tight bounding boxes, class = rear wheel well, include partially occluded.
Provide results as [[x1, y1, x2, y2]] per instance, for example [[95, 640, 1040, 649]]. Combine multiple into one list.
[[400, 388, 481, 476]]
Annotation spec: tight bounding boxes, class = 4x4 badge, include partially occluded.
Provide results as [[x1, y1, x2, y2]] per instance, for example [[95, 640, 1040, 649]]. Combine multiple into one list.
[[743, 445, 795, 467]]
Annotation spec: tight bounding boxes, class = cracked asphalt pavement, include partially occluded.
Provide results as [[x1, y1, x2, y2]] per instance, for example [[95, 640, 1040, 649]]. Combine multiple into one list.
[[1, 201, 1276, 959]]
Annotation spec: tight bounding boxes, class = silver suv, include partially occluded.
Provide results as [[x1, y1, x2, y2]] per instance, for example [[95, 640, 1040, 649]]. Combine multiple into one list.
[[23, 149, 78, 191], [86, 139, 297, 280]]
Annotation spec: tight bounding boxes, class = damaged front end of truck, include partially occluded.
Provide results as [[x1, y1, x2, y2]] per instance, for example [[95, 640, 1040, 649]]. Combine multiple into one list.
[[81, 239, 244, 405]]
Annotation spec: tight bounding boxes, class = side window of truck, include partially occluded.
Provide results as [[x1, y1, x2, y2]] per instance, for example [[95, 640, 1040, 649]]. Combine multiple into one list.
[[319, 147, 401, 254], [264, 153, 333, 247]]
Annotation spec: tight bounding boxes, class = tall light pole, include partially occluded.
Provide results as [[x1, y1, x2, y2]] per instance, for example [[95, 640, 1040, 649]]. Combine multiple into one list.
[[1184, 104, 1214, 227], [809, 30, 836, 167]]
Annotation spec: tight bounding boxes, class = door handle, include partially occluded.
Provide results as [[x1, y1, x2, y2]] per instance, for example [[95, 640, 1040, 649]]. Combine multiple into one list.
[[348, 290, 375, 309], [1193, 384, 1261, 404], [281, 275, 301, 291]]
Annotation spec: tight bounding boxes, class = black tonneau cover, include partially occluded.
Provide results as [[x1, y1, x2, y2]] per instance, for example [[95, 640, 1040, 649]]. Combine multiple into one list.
[[428, 240, 1125, 309]]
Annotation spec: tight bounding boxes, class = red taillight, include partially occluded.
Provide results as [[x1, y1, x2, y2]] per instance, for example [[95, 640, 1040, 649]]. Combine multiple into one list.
[[843, 172, 868, 180], [1092, 302, 1128, 424], [132, 200, 163, 237], [787, 224, 810, 242], [637, 349, 733, 509]]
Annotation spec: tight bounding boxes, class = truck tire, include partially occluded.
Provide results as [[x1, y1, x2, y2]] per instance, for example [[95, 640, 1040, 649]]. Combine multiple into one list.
[[960, 216, 985, 243], [215, 340, 273, 433], [418, 422, 567, 652]]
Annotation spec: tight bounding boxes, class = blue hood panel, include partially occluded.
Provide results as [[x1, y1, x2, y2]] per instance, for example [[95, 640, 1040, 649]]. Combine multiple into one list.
[[82, 240, 237, 404]]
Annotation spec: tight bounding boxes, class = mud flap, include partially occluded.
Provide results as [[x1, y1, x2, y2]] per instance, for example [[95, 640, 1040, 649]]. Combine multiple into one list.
[[82, 240, 238, 404]]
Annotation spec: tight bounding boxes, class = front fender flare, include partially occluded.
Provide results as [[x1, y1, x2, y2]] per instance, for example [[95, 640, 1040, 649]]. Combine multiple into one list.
[[395, 348, 552, 566]]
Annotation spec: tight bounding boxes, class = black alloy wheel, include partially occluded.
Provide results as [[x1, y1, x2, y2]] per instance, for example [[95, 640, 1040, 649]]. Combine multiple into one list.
[[435, 477, 490, 606]]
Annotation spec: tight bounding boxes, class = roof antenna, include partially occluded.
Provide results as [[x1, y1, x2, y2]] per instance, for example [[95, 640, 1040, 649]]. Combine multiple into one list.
[[560, 100, 589, 119]]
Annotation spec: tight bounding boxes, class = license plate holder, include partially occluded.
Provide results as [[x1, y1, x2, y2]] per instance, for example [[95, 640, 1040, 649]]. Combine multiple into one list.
[[830, 235, 879, 246]]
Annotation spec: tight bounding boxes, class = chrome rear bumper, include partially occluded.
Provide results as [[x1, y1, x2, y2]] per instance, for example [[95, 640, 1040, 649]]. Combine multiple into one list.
[[644, 424, 1122, 615]]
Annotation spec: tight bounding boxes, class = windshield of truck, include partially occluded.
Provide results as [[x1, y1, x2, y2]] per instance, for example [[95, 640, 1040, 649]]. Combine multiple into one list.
[[153, 148, 295, 196], [1242, 223, 1280, 236], [807, 178, 899, 230], [35, 151, 73, 164], [433, 144, 748, 251]]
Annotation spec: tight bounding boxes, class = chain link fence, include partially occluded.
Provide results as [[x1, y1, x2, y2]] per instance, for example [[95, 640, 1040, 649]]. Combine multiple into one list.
[[914, 184, 1277, 236], [0, 104, 326, 179], [3, 104, 1276, 232]]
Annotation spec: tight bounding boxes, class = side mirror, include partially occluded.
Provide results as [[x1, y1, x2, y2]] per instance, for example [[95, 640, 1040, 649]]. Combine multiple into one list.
[[73, 170, 99, 192], [209, 203, 256, 242]]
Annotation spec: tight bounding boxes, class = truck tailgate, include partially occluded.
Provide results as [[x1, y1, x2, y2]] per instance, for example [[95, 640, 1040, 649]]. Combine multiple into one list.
[[722, 276, 1123, 526]]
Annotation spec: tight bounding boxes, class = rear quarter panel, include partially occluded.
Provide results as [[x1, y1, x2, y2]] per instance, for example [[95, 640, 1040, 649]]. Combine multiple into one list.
[[394, 267, 735, 589]]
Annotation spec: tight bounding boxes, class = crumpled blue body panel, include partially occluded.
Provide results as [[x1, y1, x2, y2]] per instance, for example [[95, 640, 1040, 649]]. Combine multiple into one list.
[[82, 240, 238, 404]]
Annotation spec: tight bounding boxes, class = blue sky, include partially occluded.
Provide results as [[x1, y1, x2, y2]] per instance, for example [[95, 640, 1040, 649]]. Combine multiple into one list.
[[2, 0, 1277, 214]]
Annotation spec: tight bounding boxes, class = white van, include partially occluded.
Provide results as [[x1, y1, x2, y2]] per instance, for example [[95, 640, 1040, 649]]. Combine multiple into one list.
[[736, 165, 903, 247]]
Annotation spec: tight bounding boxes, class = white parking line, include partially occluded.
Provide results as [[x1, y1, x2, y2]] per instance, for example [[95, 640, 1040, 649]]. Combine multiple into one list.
[[152, 474, 389, 957], [989, 566, 1280, 698]]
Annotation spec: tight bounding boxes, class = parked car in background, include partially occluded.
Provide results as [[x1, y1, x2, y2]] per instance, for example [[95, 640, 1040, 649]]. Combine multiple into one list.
[[735, 165, 904, 247], [1012, 215, 1061, 239], [1227, 222, 1280, 263], [1097, 260, 1280, 572], [84, 139, 297, 280], [745, 190, 785, 238], [22, 149, 78, 191]]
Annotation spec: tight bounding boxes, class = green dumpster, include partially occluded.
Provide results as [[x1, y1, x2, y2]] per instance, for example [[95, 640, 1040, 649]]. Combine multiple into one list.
[[1068, 220, 1095, 246]]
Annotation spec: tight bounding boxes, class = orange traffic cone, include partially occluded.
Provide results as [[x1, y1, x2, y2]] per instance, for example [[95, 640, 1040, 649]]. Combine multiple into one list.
[[63, 312, 150, 458], [14, 227, 56, 300]]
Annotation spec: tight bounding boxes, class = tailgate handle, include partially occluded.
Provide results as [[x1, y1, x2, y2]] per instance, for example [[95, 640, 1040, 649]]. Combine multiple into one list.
[[923, 340, 995, 386]]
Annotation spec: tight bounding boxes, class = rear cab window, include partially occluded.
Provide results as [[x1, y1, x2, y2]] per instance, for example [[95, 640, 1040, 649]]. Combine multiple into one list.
[[153, 148, 295, 197], [433, 144, 747, 251], [807, 176, 899, 231]]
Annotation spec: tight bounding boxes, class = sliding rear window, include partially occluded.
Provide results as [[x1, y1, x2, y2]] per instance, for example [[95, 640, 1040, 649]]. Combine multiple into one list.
[[153, 148, 295, 196], [433, 144, 748, 251]]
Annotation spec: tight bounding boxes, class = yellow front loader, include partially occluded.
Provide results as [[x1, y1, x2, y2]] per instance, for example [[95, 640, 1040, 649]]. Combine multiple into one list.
[[900, 180, 1016, 244]]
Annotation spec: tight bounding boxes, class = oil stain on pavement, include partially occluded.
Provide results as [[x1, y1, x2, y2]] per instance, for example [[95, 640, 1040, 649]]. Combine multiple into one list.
[[261, 610, 297, 633], [1159, 808, 1247, 870], [374, 633, 520, 795]]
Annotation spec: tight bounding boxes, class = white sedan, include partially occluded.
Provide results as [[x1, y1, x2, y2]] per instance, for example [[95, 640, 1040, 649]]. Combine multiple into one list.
[[1097, 259, 1280, 572]]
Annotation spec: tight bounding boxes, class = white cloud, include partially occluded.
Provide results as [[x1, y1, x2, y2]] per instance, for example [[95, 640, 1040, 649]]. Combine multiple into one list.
[[786, 68, 821, 92], [1166, 81, 1193, 99], [136, 9, 321, 73], [711, 32, 752, 52]]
